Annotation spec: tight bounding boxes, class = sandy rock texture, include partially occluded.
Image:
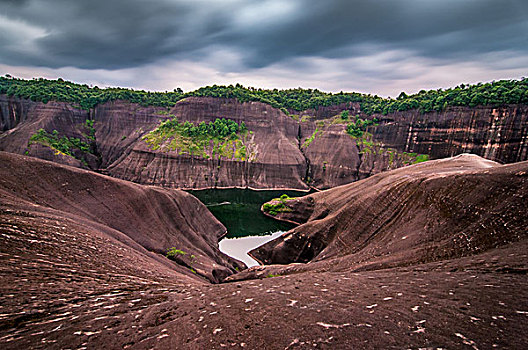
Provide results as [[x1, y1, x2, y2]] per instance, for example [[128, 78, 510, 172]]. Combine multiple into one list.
[[1, 152, 527, 349]]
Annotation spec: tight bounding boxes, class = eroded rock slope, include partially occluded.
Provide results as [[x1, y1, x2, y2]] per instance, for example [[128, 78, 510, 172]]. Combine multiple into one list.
[[0, 152, 243, 283], [251, 154, 527, 270], [1, 153, 527, 349]]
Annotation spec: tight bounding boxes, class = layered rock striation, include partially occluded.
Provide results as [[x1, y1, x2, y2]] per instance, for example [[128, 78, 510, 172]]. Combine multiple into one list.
[[1, 153, 527, 349], [1, 94, 527, 190]]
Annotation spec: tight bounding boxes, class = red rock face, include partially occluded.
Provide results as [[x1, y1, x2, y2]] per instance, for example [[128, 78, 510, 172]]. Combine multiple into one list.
[[103, 97, 308, 189], [371, 105, 528, 164], [251, 154, 528, 268], [1, 95, 527, 190], [0, 95, 93, 167], [0, 152, 243, 283]]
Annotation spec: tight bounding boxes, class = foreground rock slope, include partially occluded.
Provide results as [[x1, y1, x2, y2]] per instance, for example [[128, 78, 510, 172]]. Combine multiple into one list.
[[1, 152, 527, 349], [0, 152, 243, 283]]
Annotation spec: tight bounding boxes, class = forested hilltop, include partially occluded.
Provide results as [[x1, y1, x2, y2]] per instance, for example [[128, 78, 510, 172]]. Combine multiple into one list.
[[1, 75, 527, 115]]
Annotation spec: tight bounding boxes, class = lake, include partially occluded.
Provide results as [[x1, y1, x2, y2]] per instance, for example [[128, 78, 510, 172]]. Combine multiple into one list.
[[188, 188, 307, 266]]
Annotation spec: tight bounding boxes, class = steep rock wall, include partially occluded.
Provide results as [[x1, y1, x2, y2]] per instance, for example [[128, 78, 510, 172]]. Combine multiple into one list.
[[102, 97, 308, 189], [0, 95, 93, 167], [1, 95, 527, 190], [371, 105, 528, 164]]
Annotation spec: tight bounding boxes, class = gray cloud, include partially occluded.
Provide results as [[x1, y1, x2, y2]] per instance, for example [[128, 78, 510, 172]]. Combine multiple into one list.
[[1, 0, 527, 70], [0, 0, 527, 95]]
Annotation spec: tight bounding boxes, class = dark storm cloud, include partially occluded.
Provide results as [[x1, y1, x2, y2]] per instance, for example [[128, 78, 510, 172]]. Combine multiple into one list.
[[0, 0, 527, 70]]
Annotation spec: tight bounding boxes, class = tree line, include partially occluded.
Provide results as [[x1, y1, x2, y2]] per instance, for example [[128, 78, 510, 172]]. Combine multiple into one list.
[[158, 117, 247, 139], [1, 75, 526, 115]]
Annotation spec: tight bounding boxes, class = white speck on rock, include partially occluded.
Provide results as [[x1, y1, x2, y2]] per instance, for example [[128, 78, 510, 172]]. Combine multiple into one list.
[[316, 322, 350, 329], [455, 332, 479, 350]]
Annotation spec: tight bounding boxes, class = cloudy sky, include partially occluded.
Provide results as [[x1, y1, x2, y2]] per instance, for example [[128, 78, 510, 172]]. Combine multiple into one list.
[[1, 0, 527, 96]]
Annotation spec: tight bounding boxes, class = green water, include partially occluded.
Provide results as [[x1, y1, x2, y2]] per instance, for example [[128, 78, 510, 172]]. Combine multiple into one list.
[[188, 188, 308, 238]]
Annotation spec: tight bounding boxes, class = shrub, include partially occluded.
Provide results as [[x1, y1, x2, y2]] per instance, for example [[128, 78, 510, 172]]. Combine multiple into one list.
[[166, 248, 187, 258], [143, 117, 249, 160], [2, 76, 527, 114], [29, 128, 94, 157], [262, 194, 295, 215], [413, 154, 430, 164]]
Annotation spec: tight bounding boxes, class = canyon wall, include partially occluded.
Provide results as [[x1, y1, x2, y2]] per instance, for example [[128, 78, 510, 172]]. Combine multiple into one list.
[[1, 94, 527, 190], [371, 105, 528, 164]]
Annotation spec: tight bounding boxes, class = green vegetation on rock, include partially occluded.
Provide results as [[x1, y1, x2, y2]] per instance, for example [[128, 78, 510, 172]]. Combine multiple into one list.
[[166, 248, 187, 258], [345, 115, 377, 138], [302, 128, 321, 148], [2, 76, 526, 114], [84, 119, 96, 141], [166, 248, 199, 273], [412, 154, 430, 164], [143, 116, 250, 161], [29, 126, 95, 160], [262, 194, 295, 216], [353, 132, 429, 166]]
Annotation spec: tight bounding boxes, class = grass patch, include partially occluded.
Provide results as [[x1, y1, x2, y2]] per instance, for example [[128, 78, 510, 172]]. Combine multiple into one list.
[[166, 248, 187, 258], [143, 116, 252, 161], [399, 152, 431, 165], [167, 248, 200, 274], [413, 154, 430, 164], [302, 128, 320, 148], [29, 128, 95, 159]]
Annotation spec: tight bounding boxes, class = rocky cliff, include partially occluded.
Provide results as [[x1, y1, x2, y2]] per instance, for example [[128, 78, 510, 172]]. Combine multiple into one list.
[[371, 105, 528, 164], [1, 94, 527, 190]]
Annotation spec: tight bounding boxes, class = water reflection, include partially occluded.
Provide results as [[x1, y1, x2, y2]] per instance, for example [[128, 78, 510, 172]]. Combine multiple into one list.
[[188, 188, 305, 238], [219, 231, 284, 267]]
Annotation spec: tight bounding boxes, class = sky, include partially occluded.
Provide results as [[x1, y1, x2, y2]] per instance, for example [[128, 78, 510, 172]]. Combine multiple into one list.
[[1, 0, 527, 97]]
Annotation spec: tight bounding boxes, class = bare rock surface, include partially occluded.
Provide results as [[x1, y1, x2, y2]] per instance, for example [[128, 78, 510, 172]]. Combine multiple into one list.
[[0, 152, 243, 283], [252, 154, 527, 267], [1, 152, 527, 349]]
